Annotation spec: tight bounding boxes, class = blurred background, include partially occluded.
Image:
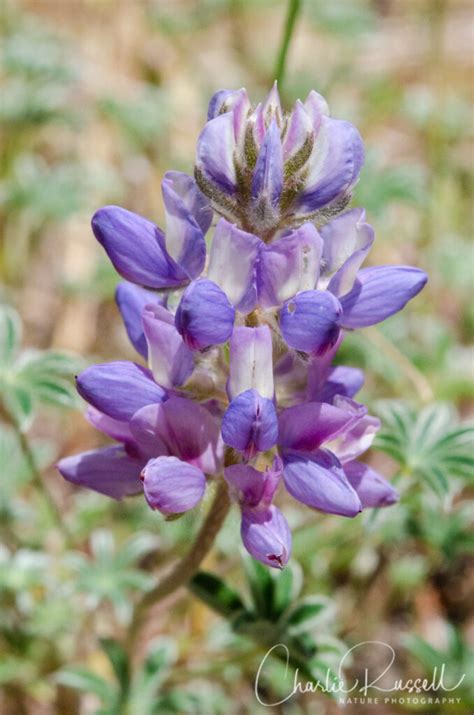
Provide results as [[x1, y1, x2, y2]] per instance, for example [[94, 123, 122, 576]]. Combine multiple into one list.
[[0, 1, 473, 713]]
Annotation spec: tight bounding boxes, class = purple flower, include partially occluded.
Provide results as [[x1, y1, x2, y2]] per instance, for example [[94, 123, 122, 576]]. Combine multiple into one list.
[[92, 172, 211, 290], [195, 84, 364, 236], [58, 84, 416, 569], [225, 458, 291, 568], [175, 279, 235, 350], [141, 457, 206, 516]]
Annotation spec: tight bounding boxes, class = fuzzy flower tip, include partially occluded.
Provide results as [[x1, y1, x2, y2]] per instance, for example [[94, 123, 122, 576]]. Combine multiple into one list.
[[57, 85, 426, 568]]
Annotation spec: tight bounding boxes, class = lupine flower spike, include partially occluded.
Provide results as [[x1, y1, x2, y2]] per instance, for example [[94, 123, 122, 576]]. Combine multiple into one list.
[[58, 85, 426, 568]]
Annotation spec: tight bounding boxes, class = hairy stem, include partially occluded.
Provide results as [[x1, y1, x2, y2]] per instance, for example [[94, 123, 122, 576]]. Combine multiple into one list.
[[274, 0, 302, 89], [128, 479, 231, 653]]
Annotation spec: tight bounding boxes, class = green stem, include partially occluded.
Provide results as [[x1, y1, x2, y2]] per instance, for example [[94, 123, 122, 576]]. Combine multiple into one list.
[[274, 0, 302, 89], [5, 408, 71, 544], [127, 480, 231, 655]]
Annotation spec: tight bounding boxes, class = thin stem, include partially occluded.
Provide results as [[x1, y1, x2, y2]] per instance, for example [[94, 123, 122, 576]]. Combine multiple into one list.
[[5, 409, 71, 544], [274, 0, 302, 89], [365, 327, 434, 404], [128, 479, 231, 654]]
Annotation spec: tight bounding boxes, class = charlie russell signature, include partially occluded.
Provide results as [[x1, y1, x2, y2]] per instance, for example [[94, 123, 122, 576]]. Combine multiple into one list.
[[255, 641, 466, 707]]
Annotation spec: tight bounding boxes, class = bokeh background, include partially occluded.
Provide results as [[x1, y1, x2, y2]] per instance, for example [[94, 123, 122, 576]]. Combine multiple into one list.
[[0, 1, 473, 713]]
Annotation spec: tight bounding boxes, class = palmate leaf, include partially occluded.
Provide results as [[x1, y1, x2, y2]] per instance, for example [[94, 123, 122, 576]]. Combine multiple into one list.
[[375, 401, 474, 497], [0, 308, 81, 425]]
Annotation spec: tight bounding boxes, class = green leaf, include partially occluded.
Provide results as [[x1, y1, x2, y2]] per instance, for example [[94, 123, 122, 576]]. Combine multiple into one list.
[[1, 383, 35, 430], [17, 349, 84, 376], [22, 375, 79, 409], [404, 634, 443, 672], [375, 401, 474, 498], [0, 305, 22, 365], [284, 596, 334, 635], [128, 639, 177, 715], [56, 667, 115, 703], [272, 560, 303, 618], [244, 557, 275, 619], [189, 571, 246, 619], [99, 638, 130, 694]]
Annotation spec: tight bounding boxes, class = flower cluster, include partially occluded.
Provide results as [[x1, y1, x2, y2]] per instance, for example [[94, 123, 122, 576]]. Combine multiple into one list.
[[58, 85, 427, 568]]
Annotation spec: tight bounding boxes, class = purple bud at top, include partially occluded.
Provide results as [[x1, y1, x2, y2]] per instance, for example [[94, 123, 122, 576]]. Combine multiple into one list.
[[279, 290, 342, 355], [295, 117, 364, 215], [195, 112, 237, 195], [303, 89, 329, 132], [141, 455, 206, 516], [221, 388, 278, 460], [175, 279, 235, 350], [251, 120, 283, 208], [261, 82, 283, 125], [282, 99, 314, 163], [207, 89, 235, 120]]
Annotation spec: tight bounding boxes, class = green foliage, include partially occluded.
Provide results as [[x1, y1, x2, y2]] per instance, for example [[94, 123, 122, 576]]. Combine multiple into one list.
[[66, 530, 157, 623], [58, 637, 225, 714], [354, 152, 426, 217], [190, 558, 345, 689], [405, 626, 474, 703], [374, 401, 474, 498], [99, 89, 170, 150], [0, 305, 83, 428]]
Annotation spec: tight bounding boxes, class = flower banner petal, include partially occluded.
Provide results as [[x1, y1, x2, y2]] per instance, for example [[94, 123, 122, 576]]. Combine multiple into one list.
[[115, 281, 166, 358], [228, 326, 274, 400], [257, 223, 323, 309], [143, 304, 194, 388], [207, 219, 262, 313]]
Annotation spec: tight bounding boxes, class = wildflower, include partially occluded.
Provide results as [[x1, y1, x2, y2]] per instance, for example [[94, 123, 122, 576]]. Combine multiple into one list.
[[58, 85, 426, 568]]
